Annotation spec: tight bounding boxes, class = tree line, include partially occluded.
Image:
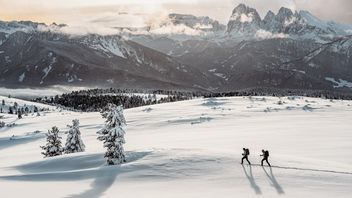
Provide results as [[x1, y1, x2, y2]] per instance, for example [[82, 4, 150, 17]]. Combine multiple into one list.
[[31, 87, 352, 112], [32, 88, 200, 112], [203, 87, 352, 100]]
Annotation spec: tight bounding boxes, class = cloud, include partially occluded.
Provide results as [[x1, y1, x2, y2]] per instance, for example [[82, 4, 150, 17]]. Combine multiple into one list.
[[35, 10, 206, 36], [255, 29, 289, 39], [0, 0, 351, 35], [37, 21, 122, 36], [150, 23, 204, 36]]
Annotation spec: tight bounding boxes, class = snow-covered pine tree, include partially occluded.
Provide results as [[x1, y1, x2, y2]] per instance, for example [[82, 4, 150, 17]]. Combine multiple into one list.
[[8, 107, 13, 114], [0, 121, 5, 128], [17, 109, 22, 119], [97, 104, 127, 165], [33, 106, 38, 113], [65, 119, 85, 154], [40, 126, 63, 157]]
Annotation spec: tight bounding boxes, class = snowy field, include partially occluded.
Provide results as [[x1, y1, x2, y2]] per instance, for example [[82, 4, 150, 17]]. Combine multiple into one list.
[[0, 95, 352, 197]]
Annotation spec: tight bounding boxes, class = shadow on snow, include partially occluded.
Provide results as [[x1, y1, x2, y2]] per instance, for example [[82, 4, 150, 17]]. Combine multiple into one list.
[[0, 133, 44, 151], [242, 165, 262, 195], [0, 151, 151, 198], [262, 166, 285, 194]]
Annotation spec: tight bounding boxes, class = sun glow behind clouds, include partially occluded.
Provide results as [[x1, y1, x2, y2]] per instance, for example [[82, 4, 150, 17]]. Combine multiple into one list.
[[0, 0, 351, 30], [0, 0, 202, 24]]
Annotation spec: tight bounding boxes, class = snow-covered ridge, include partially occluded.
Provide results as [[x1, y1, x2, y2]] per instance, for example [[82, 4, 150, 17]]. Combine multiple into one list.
[[0, 21, 65, 35], [80, 35, 126, 58]]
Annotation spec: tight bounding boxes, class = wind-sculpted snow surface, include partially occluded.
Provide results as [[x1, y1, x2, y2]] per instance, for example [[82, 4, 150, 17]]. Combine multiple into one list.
[[0, 96, 352, 197]]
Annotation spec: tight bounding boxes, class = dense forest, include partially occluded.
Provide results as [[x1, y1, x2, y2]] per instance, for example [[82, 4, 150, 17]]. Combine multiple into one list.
[[204, 87, 352, 99], [32, 88, 201, 112]]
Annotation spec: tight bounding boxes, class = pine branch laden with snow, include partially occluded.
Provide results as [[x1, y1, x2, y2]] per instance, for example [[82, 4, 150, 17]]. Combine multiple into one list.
[[64, 119, 85, 154], [97, 104, 127, 165], [40, 126, 63, 158]]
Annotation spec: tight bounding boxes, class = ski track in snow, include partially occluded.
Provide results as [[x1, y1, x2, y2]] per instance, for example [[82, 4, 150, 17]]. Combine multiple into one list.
[[250, 164, 352, 175]]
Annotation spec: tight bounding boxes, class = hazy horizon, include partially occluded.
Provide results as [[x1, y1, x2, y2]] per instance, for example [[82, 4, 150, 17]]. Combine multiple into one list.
[[0, 0, 351, 29]]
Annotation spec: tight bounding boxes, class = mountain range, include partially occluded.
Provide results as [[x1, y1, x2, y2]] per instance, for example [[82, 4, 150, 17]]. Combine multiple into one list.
[[0, 4, 351, 92]]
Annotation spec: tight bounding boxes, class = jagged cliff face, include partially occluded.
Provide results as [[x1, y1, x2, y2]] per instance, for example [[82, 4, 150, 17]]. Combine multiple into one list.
[[0, 4, 351, 92], [226, 4, 352, 38], [227, 4, 262, 34]]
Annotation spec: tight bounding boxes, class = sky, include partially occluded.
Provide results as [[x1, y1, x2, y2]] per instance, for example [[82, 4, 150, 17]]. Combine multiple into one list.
[[0, 0, 351, 28]]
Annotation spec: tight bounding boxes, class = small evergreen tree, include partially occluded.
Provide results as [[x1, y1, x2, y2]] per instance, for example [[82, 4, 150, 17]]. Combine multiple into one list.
[[40, 126, 63, 157], [17, 109, 22, 119], [97, 104, 127, 165], [65, 119, 85, 154], [24, 106, 29, 116], [1, 99, 5, 106], [0, 121, 5, 128], [8, 107, 13, 114]]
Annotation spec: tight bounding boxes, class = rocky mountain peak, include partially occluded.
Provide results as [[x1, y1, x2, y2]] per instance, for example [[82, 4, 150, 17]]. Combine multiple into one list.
[[227, 4, 261, 34], [231, 4, 250, 15], [263, 10, 276, 22], [277, 7, 294, 18], [275, 7, 296, 25], [226, 4, 352, 37], [229, 4, 261, 22]]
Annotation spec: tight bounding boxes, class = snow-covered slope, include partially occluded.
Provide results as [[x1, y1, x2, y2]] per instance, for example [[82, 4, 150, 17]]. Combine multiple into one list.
[[0, 95, 54, 113], [299, 11, 352, 36], [1, 95, 352, 197], [0, 21, 43, 34]]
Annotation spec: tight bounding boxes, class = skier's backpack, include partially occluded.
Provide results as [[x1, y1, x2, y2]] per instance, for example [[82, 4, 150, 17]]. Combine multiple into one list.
[[265, 150, 269, 157], [246, 148, 250, 155]]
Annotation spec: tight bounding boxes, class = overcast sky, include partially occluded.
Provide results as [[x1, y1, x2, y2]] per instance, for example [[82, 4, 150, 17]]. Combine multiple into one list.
[[0, 0, 351, 27]]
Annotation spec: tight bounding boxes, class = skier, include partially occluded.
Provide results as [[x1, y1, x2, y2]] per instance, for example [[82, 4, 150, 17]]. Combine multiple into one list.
[[260, 149, 271, 167], [241, 148, 251, 165]]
